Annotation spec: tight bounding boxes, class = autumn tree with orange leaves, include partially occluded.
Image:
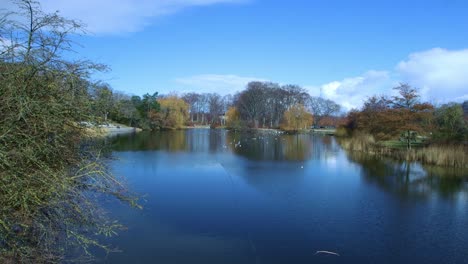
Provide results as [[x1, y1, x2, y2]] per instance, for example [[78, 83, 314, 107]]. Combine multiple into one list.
[[343, 84, 434, 149], [386, 84, 434, 149]]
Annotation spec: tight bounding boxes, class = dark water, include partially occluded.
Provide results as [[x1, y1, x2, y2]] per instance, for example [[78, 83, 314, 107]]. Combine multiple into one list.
[[101, 129, 468, 264]]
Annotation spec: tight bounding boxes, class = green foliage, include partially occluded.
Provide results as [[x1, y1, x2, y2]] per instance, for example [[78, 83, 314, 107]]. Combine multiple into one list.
[[0, 1, 136, 262], [140, 92, 161, 115], [89, 87, 162, 130], [151, 96, 189, 129], [111, 97, 140, 126], [433, 103, 467, 142], [92, 84, 114, 121]]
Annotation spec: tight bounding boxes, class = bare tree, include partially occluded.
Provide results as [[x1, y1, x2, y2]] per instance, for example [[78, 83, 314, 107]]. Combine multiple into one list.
[[236, 81, 268, 128], [308, 97, 341, 127], [182, 92, 200, 122], [265, 85, 286, 128], [282, 84, 310, 109], [207, 93, 223, 125], [222, 94, 234, 112], [234, 81, 314, 128], [388, 83, 420, 109]]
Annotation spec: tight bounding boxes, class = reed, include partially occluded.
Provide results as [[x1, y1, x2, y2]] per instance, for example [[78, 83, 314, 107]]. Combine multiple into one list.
[[338, 135, 468, 168]]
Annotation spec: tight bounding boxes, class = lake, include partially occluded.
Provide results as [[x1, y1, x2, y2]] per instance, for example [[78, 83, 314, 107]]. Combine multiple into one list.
[[101, 129, 468, 263]]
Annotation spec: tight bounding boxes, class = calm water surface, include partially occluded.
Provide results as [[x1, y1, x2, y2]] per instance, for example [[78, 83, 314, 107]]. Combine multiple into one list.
[[101, 129, 468, 263]]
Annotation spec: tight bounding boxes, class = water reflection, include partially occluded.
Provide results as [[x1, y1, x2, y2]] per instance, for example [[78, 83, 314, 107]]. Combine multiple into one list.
[[112, 129, 229, 153], [225, 131, 339, 162], [112, 130, 467, 200], [113, 129, 329, 162], [104, 129, 468, 264], [345, 150, 468, 200], [111, 130, 186, 151]]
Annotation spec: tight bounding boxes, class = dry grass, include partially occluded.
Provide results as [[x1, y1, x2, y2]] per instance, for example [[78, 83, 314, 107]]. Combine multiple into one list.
[[338, 132, 375, 152], [334, 127, 348, 137], [409, 145, 467, 168], [338, 134, 468, 168]]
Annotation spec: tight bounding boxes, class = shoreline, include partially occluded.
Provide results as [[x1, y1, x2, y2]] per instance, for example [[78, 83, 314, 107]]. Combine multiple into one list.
[[337, 136, 468, 169], [84, 123, 142, 137]]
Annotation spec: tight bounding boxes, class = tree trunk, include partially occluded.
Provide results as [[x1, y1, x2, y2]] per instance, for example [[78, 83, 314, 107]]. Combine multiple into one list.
[[407, 130, 411, 150]]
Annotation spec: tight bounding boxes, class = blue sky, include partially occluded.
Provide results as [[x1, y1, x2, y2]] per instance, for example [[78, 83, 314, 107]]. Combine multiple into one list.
[[3, 0, 468, 109]]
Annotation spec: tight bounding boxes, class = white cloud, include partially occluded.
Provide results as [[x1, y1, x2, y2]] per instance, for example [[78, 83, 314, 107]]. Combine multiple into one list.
[[397, 48, 468, 103], [174, 74, 268, 95], [0, 36, 26, 55], [306, 71, 391, 111], [1, 0, 247, 34], [306, 48, 468, 111], [0, 37, 12, 49]]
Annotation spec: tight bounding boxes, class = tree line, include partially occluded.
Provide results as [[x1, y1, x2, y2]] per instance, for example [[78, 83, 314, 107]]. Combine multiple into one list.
[[228, 81, 341, 130], [90, 70, 466, 146], [100, 81, 343, 131], [341, 83, 467, 149]]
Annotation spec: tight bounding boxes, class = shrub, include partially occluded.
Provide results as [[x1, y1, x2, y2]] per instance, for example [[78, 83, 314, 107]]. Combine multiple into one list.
[[0, 1, 136, 262]]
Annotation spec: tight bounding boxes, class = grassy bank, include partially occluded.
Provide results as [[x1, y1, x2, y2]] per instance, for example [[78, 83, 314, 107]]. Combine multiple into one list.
[[337, 133, 467, 168]]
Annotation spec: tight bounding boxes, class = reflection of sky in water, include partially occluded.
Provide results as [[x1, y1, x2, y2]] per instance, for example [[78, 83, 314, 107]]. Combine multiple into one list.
[[102, 130, 468, 264], [325, 156, 337, 168]]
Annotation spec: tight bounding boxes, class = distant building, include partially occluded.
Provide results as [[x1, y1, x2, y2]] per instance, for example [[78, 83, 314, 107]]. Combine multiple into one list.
[[219, 113, 226, 126]]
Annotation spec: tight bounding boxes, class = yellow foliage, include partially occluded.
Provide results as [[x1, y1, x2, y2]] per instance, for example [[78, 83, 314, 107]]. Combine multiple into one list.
[[156, 96, 189, 129], [226, 106, 241, 129], [281, 104, 313, 131]]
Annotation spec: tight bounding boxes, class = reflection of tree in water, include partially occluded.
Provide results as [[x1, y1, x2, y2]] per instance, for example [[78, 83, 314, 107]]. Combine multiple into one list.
[[345, 151, 468, 200], [226, 131, 284, 161], [424, 166, 468, 198], [226, 131, 314, 161], [111, 129, 342, 163], [321, 135, 332, 146], [225, 131, 342, 162], [163, 130, 187, 152], [208, 129, 226, 153], [222, 132, 349, 197], [185, 129, 225, 153], [111, 129, 230, 153], [233, 162, 307, 198], [111, 131, 187, 152], [282, 135, 312, 161], [313, 135, 340, 160]]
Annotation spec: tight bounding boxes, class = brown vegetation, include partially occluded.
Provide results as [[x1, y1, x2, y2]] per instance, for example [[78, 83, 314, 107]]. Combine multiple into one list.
[[338, 84, 467, 168], [338, 134, 467, 168], [280, 104, 313, 131]]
